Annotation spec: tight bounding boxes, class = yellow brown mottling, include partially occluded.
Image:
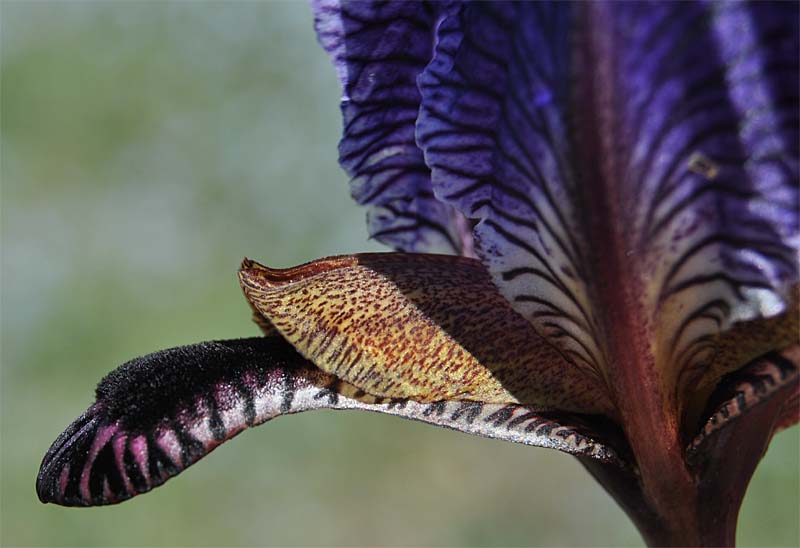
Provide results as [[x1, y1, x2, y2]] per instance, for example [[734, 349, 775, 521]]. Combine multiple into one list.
[[239, 253, 615, 416]]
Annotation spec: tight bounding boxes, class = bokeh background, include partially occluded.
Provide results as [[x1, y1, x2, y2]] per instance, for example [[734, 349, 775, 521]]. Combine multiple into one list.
[[1, 2, 797, 546]]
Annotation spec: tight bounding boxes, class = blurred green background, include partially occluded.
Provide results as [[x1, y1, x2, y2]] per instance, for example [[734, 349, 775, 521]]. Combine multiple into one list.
[[1, 2, 797, 546]]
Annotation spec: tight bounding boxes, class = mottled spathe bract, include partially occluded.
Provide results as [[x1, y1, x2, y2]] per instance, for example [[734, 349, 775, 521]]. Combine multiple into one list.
[[38, 2, 798, 546]]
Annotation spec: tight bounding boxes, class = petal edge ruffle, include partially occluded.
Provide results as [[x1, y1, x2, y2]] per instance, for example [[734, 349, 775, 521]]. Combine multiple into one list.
[[313, 0, 469, 254]]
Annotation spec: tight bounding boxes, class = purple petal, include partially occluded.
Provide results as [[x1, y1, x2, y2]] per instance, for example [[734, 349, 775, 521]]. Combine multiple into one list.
[[313, 0, 470, 254], [417, 2, 799, 388], [37, 336, 624, 506]]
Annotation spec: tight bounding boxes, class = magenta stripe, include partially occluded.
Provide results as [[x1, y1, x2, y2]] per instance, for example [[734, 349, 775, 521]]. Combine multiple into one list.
[[78, 423, 118, 503], [129, 435, 151, 489], [112, 434, 134, 497]]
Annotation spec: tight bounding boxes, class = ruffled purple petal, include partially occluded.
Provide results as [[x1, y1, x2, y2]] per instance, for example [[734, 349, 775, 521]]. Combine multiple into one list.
[[313, 0, 470, 254], [417, 2, 799, 385]]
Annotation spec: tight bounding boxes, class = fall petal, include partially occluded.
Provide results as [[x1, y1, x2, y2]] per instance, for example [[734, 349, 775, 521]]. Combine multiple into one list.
[[312, 0, 468, 254], [687, 344, 800, 460], [239, 253, 614, 415], [683, 288, 798, 420], [37, 337, 313, 506], [417, 2, 799, 398], [680, 345, 800, 543], [37, 336, 622, 507]]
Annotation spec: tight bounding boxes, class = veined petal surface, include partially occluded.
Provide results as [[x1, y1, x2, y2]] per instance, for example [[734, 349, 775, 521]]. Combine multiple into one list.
[[239, 253, 614, 415], [417, 2, 799, 407], [37, 337, 622, 506], [313, 0, 469, 254], [687, 344, 800, 461]]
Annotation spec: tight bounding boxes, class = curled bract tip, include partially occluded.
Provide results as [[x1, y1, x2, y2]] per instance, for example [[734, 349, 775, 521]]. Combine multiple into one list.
[[238, 255, 359, 291]]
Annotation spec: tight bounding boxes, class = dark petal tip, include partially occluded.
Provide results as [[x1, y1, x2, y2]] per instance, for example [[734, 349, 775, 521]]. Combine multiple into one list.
[[36, 337, 307, 507], [37, 404, 185, 507], [37, 405, 113, 506]]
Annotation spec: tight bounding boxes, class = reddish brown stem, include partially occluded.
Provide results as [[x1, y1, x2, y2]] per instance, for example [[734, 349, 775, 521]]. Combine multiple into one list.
[[579, 374, 795, 547]]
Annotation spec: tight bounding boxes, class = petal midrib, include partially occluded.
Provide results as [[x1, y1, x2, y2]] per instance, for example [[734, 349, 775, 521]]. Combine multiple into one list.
[[571, 3, 699, 524], [571, 4, 662, 409]]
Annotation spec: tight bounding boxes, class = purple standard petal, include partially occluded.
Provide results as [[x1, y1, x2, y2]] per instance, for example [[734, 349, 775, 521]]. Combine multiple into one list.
[[313, 0, 472, 254], [417, 2, 799, 397]]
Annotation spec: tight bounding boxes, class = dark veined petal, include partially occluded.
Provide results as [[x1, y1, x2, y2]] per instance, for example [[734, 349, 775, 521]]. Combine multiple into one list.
[[687, 344, 800, 461], [418, 2, 595, 367], [682, 287, 798, 421], [37, 337, 623, 507], [313, 0, 469, 254], [680, 345, 800, 537], [239, 253, 614, 416], [417, 2, 799, 407]]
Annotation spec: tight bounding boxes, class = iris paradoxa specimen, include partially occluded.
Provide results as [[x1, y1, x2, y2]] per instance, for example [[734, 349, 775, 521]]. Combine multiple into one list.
[[38, 1, 798, 545]]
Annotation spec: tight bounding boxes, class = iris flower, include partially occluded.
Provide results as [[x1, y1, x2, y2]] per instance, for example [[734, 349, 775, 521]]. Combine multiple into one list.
[[37, 1, 798, 545]]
